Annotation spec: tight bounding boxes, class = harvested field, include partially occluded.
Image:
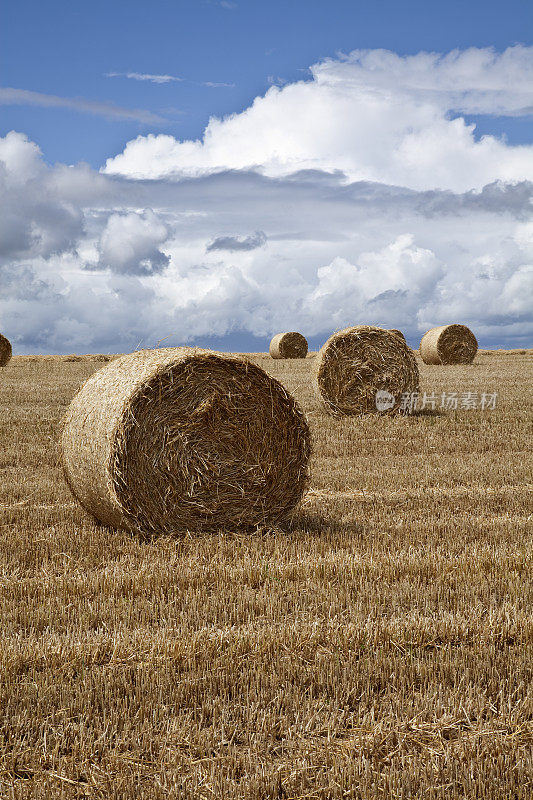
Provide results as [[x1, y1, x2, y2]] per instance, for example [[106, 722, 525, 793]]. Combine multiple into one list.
[[0, 350, 532, 799]]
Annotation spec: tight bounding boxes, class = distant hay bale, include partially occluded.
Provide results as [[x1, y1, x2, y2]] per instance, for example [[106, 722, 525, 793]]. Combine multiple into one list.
[[0, 334, 12, 367], [419, 325, 478, 365], [269, 332, 308, 359], [61, 347, 311, 535], [313, 326, 420, 416], [388, 329, 406, 342], [64, 354, 112, 363]]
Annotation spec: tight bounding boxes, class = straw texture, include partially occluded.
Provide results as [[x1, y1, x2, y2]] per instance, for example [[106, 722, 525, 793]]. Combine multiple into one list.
[[388, 329, 406, 342], [420, 325, 478, 365], [60, 348, 311, 535], [0, 334, 12, 367], [269, 332, 308, 359], [313, 326, 420, 416]]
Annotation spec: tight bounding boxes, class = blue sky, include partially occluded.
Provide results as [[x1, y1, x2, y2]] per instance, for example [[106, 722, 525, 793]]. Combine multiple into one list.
[[1, 1, 532, 353], [2, 0, 532, 167]]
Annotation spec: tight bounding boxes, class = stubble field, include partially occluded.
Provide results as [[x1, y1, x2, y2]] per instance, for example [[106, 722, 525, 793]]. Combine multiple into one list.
[[0, 349, 532, 799]]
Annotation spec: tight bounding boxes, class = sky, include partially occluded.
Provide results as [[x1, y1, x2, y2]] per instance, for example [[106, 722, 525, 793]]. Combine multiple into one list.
[[1, 0, 532, 353]]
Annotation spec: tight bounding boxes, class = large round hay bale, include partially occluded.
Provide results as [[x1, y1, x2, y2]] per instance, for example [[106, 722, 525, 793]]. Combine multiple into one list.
[[0, 334, 12, 367], [388, 328, 406, 342], [269, 332, 308, 359], [313, 326, 419, 416], [419, 325, 478, 365], [61, 348, 311, 535]]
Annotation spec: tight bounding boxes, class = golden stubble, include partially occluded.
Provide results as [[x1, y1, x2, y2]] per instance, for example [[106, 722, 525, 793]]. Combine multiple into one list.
[[0, 349, 531, 798]]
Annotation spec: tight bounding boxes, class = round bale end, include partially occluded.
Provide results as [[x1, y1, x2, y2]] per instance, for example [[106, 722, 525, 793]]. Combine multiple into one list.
[[269, 332, 308, 359], [61, 348, 311, 534], [420, 325, 478, 364], [313, 326, 419, 416], [0, 334, 12, 367]]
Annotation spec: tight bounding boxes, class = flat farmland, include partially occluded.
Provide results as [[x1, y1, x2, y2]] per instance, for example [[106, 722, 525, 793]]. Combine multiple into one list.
[[0, 350, 532, 799]]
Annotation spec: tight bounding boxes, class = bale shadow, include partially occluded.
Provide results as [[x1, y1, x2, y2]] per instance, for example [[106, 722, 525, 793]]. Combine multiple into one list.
[[287, 510, 366, 538], [410, 408, 445, 418]]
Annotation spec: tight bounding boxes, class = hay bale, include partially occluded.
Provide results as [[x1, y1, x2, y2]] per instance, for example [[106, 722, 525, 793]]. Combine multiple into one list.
[[419, 325, 478, 365], [60, 347, 311, 535], [269, 332, 308, 359], [313, 326, 419, 416], [0, 334, 12, 367], [64, 354, 112, 363], [388, 329, 406, 342]]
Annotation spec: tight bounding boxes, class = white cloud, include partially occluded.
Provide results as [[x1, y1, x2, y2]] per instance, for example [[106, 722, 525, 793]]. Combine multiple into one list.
[[1, 65, 532, 356], [106, 72, 234, 89], [106, 72, 184, 84], [302, 236, 444, 331], [202, 81, 235, 88], [315, 46, 533, 116], [0, 133, 83, 259], [103, 45, 533, 192], [96, 210, 170, 275], [0, 130, 43, 184], [0, 87, 166, 124]]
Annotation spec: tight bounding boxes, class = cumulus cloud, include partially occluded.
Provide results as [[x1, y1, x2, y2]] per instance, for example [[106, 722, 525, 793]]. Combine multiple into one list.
[[96, 210, 170, 275], [206, 231, 267, 252], [1, 52, 533, 357], [103, 45, 533, 192], [315, 46, 533, 116], [0, 132, 83, 260], [0, 87, 166, 124], [302, 236, 444, 331], [0, 130, 44, 184]]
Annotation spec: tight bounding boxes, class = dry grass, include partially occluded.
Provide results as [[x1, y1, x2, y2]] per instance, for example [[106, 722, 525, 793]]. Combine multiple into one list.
[[0, 349, 532, 799]]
